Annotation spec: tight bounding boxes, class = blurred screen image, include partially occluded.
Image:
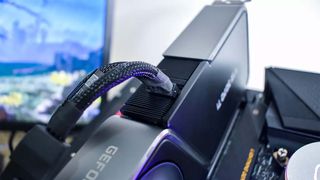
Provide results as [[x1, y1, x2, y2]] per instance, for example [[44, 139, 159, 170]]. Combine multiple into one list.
[[0, 0, 107, 124]]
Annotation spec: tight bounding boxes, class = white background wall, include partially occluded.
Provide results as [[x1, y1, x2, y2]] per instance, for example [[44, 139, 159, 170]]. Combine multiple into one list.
[[247, 0, 320, 90], [110, 0, 320, 91]]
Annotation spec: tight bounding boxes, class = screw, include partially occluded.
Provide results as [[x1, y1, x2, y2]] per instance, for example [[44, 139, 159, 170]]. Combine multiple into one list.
[[277, 148, 288, 162]]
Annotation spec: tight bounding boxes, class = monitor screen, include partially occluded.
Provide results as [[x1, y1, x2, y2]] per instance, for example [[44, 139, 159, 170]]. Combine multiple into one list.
[[0, 0, 108, 125]]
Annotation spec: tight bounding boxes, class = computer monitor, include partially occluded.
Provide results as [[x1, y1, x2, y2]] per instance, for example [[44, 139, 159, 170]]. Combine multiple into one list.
[[0, 0, 113, 130]]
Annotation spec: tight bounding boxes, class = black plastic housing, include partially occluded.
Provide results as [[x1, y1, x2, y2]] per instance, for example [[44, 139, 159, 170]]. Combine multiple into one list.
[[121, 58, 200, 126], [264, 68, 320, 152], [1, 125, 71, 180], [47, 101, 83, 140]]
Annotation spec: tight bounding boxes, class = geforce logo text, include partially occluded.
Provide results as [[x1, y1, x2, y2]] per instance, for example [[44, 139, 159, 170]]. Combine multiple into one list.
[[83, 145, 118, 180]]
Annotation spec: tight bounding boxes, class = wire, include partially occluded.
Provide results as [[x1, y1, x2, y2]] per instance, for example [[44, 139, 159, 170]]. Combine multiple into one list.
[[70, 61, 173, 111], [47, 61, 176, 141], [66, 62, 126, 100], [8, 131, 16, 155]]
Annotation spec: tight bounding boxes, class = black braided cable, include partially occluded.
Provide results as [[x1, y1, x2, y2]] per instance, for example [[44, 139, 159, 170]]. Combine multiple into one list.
[[70, 61, 160, 110], [66, 62, 126, 100], [99, 61, 126, 73], [47, 61, 175, 140]]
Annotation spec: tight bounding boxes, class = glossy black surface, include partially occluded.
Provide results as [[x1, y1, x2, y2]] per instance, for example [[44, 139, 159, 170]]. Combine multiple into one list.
[[140, 162, 183, 180]]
